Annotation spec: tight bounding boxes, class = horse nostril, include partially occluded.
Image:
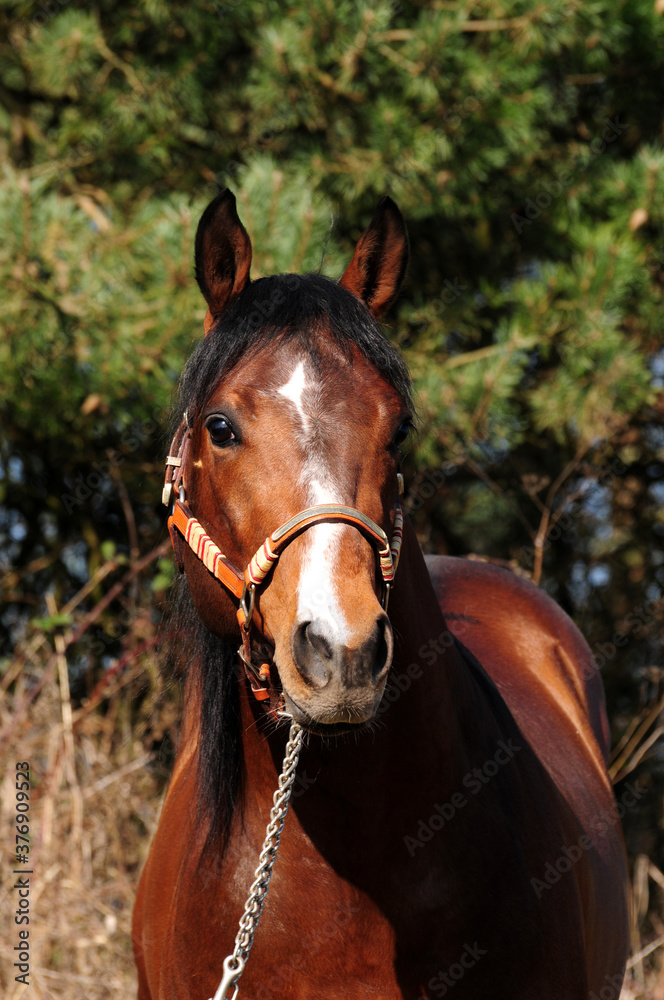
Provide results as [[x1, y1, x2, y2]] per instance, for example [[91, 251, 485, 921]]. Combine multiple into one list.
[[292, 620, 331, 689], [305, 621, 334, 663], [372, 616, 392, 683]]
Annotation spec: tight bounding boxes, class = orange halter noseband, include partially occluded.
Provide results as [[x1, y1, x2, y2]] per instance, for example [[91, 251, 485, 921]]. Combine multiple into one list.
[[162, 412, 404, 713]]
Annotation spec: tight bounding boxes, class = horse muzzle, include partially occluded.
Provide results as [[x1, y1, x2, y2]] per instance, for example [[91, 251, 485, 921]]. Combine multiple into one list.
[[280, 613, 393, 727]]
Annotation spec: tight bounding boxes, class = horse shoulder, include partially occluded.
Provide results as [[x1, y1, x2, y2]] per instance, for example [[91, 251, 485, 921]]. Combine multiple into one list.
[[425, 555, 629, 982], [425, 554, 610, 763]]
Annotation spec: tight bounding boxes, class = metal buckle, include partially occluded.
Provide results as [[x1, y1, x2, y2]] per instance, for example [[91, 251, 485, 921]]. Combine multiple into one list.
[[239, 582, 255, 627], [237, 644, 264, 682], [382, 582, 391, 612]]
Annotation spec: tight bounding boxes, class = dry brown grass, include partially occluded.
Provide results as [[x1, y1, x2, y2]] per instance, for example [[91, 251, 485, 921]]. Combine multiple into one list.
[[1, 612, 663, 998], [0, 615, 178, 1000]]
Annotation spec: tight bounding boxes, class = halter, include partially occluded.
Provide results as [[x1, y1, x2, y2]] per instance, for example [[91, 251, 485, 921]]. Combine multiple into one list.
[[162, 412, 404, 715]]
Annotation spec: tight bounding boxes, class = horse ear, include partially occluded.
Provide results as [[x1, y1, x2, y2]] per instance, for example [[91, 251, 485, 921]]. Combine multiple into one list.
[[339, 197, 409, 318], [195, 190, 252, 333]]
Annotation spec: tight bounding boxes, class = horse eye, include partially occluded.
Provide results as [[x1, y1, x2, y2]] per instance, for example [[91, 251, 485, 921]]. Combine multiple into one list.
[[392, 420, 412, 448], [206, 415, 235, 446]]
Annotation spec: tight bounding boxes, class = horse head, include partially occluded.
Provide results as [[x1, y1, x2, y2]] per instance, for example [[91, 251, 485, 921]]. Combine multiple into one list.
[[171, 190, 411, 730]]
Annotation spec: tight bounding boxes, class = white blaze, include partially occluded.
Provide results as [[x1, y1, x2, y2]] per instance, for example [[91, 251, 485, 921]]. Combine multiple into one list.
[[276, 360, 350, 641], [277, 361, 309, 433]]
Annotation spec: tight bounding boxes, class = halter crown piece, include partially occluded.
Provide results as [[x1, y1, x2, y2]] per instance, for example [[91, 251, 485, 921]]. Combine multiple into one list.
[[162, 412, 404, 716]]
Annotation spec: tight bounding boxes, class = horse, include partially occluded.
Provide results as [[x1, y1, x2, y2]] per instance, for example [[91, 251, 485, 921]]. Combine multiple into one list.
[[133, 190, 630, 999]]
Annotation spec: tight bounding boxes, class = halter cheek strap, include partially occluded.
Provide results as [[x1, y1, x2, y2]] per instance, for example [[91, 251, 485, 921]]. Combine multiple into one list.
[[163, 418, 405, 715], [169, 500, 245, 599]]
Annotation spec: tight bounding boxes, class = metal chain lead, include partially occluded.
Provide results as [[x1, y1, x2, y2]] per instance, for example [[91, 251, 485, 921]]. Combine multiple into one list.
[[209, 720, 304, 1000]]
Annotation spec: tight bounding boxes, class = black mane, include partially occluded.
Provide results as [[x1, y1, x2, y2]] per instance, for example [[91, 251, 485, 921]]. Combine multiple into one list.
[[171, 273, 413, 849]]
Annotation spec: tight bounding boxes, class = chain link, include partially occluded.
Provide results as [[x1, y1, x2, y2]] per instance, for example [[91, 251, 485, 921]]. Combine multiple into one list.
[[209, 720, 304, 1000]]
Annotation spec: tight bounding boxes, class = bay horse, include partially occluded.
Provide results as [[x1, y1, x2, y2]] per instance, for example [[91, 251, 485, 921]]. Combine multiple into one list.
[[133, 190, 630, 999]]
